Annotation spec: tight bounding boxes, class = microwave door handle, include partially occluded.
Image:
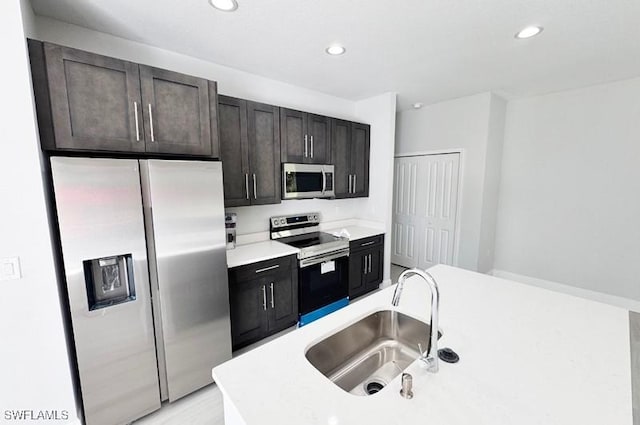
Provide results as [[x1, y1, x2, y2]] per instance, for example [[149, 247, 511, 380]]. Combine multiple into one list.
[[322, 169, 326, 195]]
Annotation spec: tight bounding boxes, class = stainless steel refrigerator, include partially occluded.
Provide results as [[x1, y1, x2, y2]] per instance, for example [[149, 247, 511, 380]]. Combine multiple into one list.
[[50, 157, 232, 425]]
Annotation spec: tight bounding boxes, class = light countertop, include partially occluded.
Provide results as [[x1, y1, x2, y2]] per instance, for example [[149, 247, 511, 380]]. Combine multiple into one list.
[[323, 225, 384, 241], [226, 225, 384, 268], [226, 240, 299, 268], [213, 265, 632, 425]]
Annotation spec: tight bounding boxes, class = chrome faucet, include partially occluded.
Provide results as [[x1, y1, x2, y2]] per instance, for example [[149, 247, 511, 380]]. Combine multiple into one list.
[[392, 268, 440, 373]]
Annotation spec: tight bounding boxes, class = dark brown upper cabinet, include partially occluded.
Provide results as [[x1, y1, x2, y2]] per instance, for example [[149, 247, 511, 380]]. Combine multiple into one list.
[[30, 41, 145, 153], [332, 119, 370, 198], [28, 40, 219, 157], [280, 108, 331, 164], [218, 95, 281, 207], [139, 65, 212, 156]]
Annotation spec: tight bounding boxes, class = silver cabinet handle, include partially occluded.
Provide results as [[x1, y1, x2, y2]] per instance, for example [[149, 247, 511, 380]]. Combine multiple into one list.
[[148, 104, 155, 142], [270, 282, 275, 309], [133, 101, 140, 142], [304, 134, 308, 157], [348, 174, 352, 194], [310, 135, 314, 158], [368, 254, 372, 273], [360, 241, 376, 247], [363, 255, 367, 274], [252, 174, 257, 200], [261, 285, 267, 311], [245, 174, 249, 200], [255, 264, 279, 274], [353, 174, 357, 193]]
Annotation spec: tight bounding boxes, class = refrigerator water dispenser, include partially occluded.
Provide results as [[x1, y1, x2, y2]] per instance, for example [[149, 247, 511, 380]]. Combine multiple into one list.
[[83, 254, 136, 310]]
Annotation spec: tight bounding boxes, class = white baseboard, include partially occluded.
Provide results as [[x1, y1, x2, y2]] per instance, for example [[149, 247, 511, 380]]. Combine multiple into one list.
[[491, 269, 640, 312]]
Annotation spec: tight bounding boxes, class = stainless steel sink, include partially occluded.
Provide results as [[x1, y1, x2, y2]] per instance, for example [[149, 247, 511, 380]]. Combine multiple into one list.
[[305, 310, 441, 396]]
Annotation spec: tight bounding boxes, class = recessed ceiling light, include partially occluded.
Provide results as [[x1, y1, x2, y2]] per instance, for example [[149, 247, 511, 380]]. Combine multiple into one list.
[[515, 26, 543, 39], [209, 0, 238, 12], [413, 103, 424, 109], [326, 45, 346, 56]]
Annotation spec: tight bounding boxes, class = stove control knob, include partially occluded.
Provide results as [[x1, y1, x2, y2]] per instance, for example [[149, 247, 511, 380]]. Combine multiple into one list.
[[313, 214, 318, 220], [280, 219, 285, 225], [272, 219, 278, 226]]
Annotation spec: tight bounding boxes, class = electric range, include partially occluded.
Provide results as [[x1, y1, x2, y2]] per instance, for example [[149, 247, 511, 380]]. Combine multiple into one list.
[[270, 213, 349, 326]]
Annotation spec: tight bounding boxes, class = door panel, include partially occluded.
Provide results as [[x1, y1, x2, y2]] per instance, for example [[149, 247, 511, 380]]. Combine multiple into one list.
[[44, 43, 144, 152], [391, 158, 419, 267], [50, 157, 160, 425], [392, 153, 460, 269], [248, 101, 281, 205], [229, 277, 268, 349], [140, 66, 211, 155], [280, 108, 307, 163], [218, 96, 250, 207], [351, 123, 370, 197], [331, 119, 351, 198], [417, 155, 459, 269], [268, 270, 298, 333], [364, 248, 383, 290], [307, 114, 331, 164], [348, 250, 367, 299], [141, 160, 231, 402]]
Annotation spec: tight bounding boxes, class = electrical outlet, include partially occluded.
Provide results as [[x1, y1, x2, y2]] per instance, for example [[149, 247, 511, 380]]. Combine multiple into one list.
[[0, 257, 22, 281]]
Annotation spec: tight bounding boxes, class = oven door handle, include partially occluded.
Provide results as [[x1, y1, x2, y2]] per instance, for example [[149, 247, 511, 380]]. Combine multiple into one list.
[[299, 250, 349, 268]]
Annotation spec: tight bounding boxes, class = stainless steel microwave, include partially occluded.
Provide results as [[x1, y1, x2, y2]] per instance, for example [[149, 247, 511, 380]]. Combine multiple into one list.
[[282, 163, 334, 199]]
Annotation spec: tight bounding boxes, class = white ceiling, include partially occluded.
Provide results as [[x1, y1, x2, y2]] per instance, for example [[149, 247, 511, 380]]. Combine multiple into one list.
[[29, 0, 640, 110]]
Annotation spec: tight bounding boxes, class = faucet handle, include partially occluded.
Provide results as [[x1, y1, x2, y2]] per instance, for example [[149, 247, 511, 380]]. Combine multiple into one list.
[[418, 343, 425, 358]]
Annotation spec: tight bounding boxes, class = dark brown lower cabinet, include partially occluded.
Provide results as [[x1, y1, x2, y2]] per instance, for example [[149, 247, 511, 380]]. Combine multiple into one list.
[[228, 255, 298, 350], [349, 235, 384, 300]]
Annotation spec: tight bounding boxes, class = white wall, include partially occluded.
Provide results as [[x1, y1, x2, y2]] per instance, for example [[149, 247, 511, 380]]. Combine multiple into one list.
[[0, 0, 78, 422], [478, 94, 507, 272], [355, 92, 398, 284], [494, 77, 640, 301], [395, 93, 506, 272]]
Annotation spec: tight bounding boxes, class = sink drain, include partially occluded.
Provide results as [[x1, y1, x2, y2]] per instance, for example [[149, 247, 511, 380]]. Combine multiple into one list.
[[364, 380, 386, 395]]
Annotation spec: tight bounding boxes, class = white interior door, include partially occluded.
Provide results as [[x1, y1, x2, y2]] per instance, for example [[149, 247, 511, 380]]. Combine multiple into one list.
[[392, 153, 460, 269]]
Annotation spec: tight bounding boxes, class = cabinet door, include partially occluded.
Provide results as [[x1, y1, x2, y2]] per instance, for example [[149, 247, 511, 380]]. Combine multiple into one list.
[[43, 43, 144, 152], [307, 114, 331, 164], [140, 65, 212, 155], [351, 123, 370, 198], [229, 276, 268, 349], [331, 119, 352, 198], [348, 250, 367, 299], [364, 246, 384, 291], [248, 101, 281, 205], [267, 268, 298, 333], [218, 96, 250, 207], [208, 82, 221, 159], [280, 108, 307, 163]]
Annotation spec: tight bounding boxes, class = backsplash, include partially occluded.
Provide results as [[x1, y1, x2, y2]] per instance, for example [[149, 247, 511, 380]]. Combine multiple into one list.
[[226, 197, 367, 236]]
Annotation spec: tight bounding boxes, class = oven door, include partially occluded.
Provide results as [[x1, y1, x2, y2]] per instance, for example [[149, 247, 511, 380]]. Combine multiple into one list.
[[298, 254, 349, 317], [283, 163, 334, 199]]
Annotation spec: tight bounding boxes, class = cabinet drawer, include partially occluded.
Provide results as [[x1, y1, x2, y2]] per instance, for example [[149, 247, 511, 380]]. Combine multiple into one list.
[[349, 234, 384, 251], [230, 254, 295, 282]]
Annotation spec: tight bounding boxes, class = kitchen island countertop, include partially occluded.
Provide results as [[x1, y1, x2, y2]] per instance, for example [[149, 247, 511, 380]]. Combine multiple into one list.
[[213, 265, 633, 425]]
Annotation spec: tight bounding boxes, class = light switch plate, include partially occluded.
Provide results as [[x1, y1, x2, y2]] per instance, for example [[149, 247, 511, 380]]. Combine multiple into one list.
[[0, 257, 22, 281]]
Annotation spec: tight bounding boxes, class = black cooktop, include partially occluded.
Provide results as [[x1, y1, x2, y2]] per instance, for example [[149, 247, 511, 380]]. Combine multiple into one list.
[[278, 232, 341, 249]]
